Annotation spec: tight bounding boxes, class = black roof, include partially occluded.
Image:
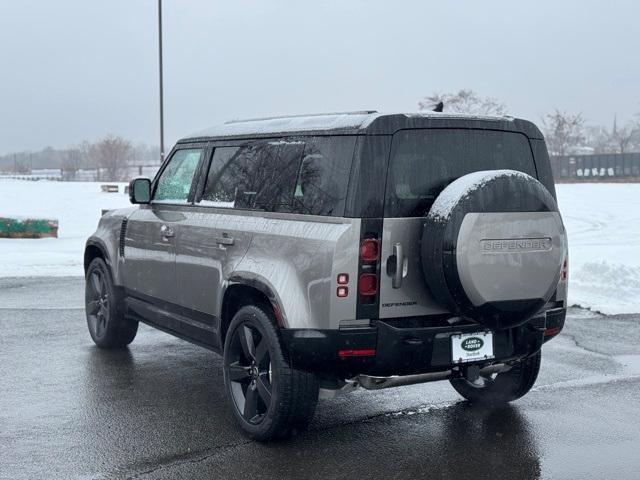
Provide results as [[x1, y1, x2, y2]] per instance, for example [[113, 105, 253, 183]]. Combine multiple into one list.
[[179, 111, 544, 143]]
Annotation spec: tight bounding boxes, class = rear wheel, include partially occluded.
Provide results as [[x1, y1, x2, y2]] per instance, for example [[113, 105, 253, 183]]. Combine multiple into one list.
[[450, 351, 541, 405], [223, 305, 319, 441], [85, 258, 138, 348]]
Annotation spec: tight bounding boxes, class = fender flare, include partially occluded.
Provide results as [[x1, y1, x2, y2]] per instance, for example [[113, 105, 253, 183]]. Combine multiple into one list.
[[225, 272, 288, 327], [84, 237, 113, 274]]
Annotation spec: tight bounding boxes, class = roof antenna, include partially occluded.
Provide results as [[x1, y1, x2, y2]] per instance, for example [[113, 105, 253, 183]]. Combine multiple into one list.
[[433, 101, 444, 112]]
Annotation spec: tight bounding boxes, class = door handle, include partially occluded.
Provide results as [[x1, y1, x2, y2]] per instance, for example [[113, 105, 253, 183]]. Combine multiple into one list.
[[215, 234, 234, 246], [160, 224, 175, 238], [392, 242, 404, 289]]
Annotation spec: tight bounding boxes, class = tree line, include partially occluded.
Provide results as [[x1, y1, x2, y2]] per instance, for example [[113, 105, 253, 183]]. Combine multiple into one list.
[[0, 135, 160, 181], [419, 89, 640, 156]]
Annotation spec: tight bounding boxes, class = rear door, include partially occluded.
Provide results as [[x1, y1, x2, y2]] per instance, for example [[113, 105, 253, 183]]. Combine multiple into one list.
[[174, 139, 304, 343], [379, 129, 538, 319]]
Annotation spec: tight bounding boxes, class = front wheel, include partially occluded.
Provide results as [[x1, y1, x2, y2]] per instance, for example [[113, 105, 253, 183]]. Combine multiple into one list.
[[85, 258, 138, 348], [223, 305, 319, 441], [450, 351, 541, 406]]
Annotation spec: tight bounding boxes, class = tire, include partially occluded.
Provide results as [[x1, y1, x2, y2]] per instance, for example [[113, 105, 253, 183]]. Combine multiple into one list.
[[450, 351, 541, 406], [223, 304, 319, 441], [421, 170, 565, 329], [85, 257, 138, 348]]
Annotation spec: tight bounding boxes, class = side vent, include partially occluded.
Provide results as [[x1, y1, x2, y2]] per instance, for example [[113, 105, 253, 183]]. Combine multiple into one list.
[[119, 218, 128, 257]]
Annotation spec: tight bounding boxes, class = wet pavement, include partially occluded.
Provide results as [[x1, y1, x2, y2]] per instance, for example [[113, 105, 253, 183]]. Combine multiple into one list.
[[1, 277, 640, 480]]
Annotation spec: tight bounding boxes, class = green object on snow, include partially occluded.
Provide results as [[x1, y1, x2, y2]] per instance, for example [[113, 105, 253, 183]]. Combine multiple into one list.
[[0, 217, 59, 238]]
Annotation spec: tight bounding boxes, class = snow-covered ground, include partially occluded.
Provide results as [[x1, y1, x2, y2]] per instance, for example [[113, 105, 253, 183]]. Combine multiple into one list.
[[556, 184, 640, 315], [1, 179, 639, 314], [0, 180, 130, 277]]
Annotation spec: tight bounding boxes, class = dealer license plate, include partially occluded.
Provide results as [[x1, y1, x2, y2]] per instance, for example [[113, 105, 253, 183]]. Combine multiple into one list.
[[451, 331, 494, 364]]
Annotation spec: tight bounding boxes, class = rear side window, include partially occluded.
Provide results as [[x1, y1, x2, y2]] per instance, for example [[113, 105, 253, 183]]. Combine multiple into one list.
[[200, 140, 304, 211], [385, 129, 537, 217], [291, 136, 356, 216]]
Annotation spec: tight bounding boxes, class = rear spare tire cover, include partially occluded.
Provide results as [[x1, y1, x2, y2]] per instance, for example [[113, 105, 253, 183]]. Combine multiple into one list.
[[421, 170, 566, 329]]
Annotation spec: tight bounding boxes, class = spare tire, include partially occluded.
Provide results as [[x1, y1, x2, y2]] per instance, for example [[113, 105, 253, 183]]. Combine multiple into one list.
[[421, 170, 567, 330]]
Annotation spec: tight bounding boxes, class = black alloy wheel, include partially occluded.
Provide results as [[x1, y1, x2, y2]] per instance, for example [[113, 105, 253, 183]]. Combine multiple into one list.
[[223, 305, 319, 441], [86, 267, 110, 339], [85, 257, 137, 348], [226, 321, 274, 425]]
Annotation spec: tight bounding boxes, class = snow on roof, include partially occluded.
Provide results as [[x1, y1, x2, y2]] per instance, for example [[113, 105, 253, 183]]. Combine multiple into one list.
[[428, 169, 531, 222], [183, 111, 515, 140], [403, 112, 513, 122], [185, 111, 380, 139]]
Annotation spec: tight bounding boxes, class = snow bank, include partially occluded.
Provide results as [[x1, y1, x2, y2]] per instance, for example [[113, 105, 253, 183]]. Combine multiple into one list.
[[1, 179, 639, 315], [556, 183, 640, 315], [0, 180, 130, 277]]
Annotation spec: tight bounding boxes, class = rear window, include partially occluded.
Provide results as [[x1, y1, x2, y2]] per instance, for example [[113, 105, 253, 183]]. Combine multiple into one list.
[[385, 129, 537, 217], [291, 136, 356, 216]]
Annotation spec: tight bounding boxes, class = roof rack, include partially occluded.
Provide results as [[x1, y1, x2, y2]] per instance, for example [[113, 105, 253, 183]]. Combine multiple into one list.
[[225, 111, 378, 124]]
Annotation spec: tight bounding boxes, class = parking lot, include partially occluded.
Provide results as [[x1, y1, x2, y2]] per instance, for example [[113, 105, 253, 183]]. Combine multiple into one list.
[[2, 277, 640, 480]]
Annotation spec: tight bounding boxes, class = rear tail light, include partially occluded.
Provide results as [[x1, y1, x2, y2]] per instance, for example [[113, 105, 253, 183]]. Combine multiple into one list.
[[561, 256, 568, 282], [544, 326, 562, 337], [358, 236, 381, 306], [360, 239, 380, 263], [337, 286, 349, 298], [338, 348, 376, 358], [358, 273, 378, 296]]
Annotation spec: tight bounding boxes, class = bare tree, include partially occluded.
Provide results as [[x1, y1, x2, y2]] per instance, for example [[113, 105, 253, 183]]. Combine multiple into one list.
[[542, 110, 586, 156], [12, 155, 31, 174], [583, 118, 640, 154], [418, 89, 507, 116], [88, 135, 133, 181], [61, 147, 85, 180], [132, 142, 162, 165], [610, 121, 639, 154], [584, 125, 613, 154]]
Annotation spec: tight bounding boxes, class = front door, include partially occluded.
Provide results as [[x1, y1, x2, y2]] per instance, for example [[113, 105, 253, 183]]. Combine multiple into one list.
[[123, 147, 205, 308]]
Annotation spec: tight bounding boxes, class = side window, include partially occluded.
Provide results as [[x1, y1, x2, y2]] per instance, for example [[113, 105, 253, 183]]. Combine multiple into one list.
[[153, 148, 203, 202], [200, 140, 304, 211], [292, 136, 356, 216]]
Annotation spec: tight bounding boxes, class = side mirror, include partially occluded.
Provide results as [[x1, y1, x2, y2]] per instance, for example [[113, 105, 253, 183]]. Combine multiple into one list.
[[129, 177, 151, 204]]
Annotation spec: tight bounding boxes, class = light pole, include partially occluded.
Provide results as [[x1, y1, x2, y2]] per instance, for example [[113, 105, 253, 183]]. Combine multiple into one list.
[[158, 0, 165, 163]]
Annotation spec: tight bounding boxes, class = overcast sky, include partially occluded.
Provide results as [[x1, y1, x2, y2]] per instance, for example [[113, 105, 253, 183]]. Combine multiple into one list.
[[1, 0, 639, 154]]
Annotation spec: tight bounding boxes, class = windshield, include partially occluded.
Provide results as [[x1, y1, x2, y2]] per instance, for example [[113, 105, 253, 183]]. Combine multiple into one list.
[[385, 129, 537, 217]]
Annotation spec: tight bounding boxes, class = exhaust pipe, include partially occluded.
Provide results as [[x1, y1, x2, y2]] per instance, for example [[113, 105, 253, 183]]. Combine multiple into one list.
[[357, 370, 453, 390], [356, 363, 512, 391], [478, 363, 512, 376]]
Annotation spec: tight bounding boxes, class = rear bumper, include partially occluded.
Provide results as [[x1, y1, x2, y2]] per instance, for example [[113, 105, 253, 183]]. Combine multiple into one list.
[[281, 308, 565, 378]]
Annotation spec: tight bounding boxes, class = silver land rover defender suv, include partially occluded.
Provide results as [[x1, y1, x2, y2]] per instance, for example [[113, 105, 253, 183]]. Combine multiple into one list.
[[84, 112, 568, 440]]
